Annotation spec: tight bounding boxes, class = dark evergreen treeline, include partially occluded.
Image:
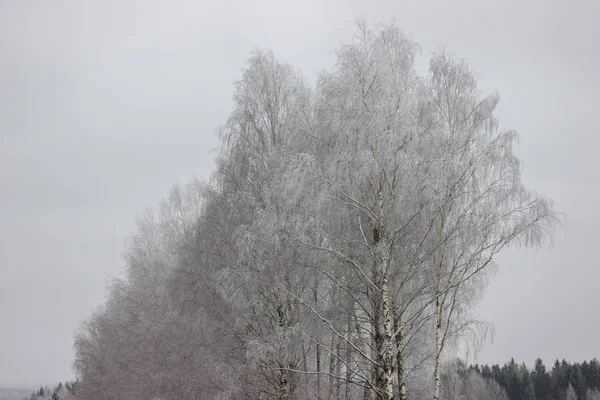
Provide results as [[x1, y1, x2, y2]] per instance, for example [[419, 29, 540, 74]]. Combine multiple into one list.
[[26, 381, 79, 400], [465, 358, 600, 400]]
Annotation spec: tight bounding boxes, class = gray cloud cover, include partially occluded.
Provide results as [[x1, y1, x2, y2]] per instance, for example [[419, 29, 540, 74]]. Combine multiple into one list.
[[1, 0, 598, 387]]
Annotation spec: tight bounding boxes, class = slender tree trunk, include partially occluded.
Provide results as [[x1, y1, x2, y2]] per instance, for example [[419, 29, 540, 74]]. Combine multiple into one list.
[[314, 282, 322, 400], [278, 362, 290, 400], [376, 187, 395, 400], [366, 304, 379, 400], [380, 267, 395, 400], [329, 330, 336, 399], [374, 310, 385, 398], [433, 291, 443, 400], [345, 309, 353, 399], [301, 340, 309, 387], [394, 308, 406, 400], [336, 340, 342, 399], [433, 213, 447, 400], [316, 336, 322, 400]]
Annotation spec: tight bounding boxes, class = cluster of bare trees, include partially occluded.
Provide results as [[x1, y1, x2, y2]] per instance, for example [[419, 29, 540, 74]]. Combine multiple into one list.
[[73, 22, 557, 400]]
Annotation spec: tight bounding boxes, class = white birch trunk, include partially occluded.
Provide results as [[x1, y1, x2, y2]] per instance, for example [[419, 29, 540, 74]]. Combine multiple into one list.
[[433, 212, 447, 400], [377, 188, 395, 400], [380, 266, 395, 400], [433, 290, 443, 400], [394, 307, 406, 400]]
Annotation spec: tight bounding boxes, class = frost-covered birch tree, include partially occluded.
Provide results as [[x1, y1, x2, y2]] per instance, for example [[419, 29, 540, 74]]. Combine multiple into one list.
[[280, 22, 442, 400], [214, 48, 314, 399], [422, 51, 557, 400], [73, 20, 557, 400]]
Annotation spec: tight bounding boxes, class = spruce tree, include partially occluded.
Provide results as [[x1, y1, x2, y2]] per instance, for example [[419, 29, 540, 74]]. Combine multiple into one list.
[[566, 383, 577, 400], [553, 359, 571, 399], [492, 364, 503, 386], [505, 360, 521, 400], [589, 359, 600, 390], [482, 364, 493, 380], [532, 358, 553, 400], [570, 365, 587, 400], [522, 372, 537, 400]]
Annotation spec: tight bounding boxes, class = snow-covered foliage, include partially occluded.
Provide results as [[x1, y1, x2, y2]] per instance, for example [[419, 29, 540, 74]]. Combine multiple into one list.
[[439, 360, 508, 400], [72, 21, 557, 400]]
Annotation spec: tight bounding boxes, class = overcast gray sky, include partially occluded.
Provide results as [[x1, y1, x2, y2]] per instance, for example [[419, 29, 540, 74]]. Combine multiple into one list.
[[1, 0, 598, 388]]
